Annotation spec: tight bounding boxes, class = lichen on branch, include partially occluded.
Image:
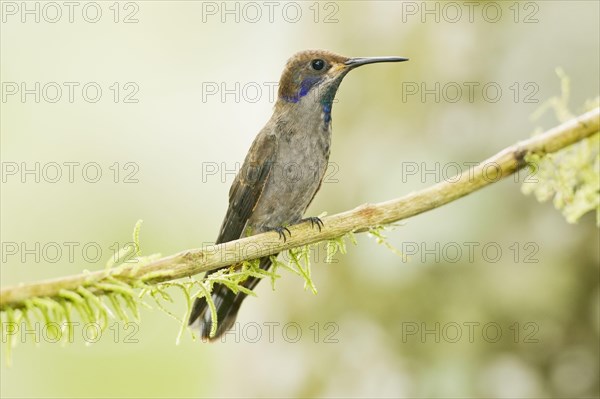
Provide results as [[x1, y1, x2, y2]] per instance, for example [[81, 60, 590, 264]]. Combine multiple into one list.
[[1, 104, 598, 360]]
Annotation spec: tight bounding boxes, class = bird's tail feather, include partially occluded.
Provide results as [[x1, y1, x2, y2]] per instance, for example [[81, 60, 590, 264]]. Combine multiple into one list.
[[188, 257, 272, 341]]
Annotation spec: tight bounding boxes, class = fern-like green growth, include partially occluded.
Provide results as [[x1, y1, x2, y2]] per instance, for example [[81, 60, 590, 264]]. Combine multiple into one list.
[[522, 69, 600, 225], [1, 220, 366, 359], [1, 220, 157, 364], [368, 225, 403, 257]]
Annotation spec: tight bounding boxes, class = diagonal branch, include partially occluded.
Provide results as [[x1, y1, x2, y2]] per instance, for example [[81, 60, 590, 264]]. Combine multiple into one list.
[[1, 107, 598, 311]]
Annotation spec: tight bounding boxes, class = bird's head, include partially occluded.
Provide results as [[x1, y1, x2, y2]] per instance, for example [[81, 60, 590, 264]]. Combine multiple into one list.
[[277, 50, 408, 108]]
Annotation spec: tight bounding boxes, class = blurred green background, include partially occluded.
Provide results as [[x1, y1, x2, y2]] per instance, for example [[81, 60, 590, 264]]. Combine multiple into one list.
[[1, 1, 598, 398]]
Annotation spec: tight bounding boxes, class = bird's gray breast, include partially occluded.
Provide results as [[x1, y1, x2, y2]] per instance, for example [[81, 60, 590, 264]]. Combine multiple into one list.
[[248, 115, 331, 231]]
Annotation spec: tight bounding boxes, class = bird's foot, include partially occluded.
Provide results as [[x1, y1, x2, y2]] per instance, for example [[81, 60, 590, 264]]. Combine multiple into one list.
[[300, 216, 324, 232], [266, 226, 292, 242]]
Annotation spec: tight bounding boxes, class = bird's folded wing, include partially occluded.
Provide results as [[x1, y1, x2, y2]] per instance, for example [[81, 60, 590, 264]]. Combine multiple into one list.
[[216, 131, 278, 244]]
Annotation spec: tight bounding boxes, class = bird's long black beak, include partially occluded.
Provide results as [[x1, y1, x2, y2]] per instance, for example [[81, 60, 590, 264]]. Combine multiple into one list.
[[345, 56, 409, 69]]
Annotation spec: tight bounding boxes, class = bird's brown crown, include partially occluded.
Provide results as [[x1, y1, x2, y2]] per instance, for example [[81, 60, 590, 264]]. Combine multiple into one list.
[[277, 50, 349, 103]]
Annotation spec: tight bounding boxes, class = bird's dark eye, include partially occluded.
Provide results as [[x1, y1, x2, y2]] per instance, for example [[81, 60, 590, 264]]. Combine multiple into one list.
[[311, 59, 325, 71]]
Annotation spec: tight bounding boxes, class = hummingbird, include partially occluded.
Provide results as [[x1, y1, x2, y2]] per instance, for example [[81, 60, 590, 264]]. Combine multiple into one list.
[[189, 50, 408, 340]]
